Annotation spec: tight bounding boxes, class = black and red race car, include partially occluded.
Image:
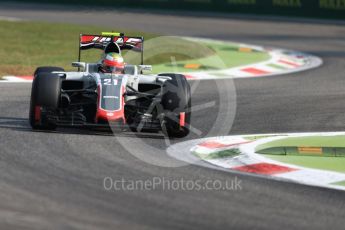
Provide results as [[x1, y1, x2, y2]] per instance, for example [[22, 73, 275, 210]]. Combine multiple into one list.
[[29, 32, 191, 138]]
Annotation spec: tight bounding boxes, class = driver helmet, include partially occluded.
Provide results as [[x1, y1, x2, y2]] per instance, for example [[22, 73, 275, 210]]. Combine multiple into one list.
[[101, 52, 125, 74]]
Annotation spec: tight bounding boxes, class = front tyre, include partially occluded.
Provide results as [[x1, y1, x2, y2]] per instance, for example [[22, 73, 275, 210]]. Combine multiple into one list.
[[159, 73, 191, 138], [29, 73, 62, 130], [34, 66, 65, 77]]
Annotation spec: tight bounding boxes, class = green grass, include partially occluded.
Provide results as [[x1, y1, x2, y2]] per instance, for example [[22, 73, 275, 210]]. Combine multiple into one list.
[[152, 42, 270, 74], [0, 20, 155, 76], [332, 180, 345, 187], [266, 155, 345, 174], [0, 20, 270, 77]]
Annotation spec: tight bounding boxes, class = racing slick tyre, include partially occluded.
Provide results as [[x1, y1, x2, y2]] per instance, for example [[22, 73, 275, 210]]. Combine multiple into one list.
[[159, 73, 191, 138], [34, 66, 65, 77], [29, 73, 62, 130]]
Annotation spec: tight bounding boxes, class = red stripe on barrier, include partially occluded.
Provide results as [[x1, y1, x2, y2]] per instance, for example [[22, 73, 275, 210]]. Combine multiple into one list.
[[184, 75, 196, 80], [241, 68, 271, 75], [278, 59, 300, 67], [233, 163, 297, 175], [198, 141, 251, 149], [17, 76, 34, 80]]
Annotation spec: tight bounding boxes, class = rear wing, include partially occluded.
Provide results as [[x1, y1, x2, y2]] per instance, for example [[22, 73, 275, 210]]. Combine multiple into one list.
[[78, 32, 144, 65]]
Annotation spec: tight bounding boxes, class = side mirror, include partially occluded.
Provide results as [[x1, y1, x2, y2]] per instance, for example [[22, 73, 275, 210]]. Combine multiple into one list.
[[72, 62, 86, 70], [138, 65, 152, 72]]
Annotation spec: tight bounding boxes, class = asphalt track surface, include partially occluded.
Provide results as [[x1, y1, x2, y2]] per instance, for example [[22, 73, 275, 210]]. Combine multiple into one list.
[[1, 2, 345, 230]]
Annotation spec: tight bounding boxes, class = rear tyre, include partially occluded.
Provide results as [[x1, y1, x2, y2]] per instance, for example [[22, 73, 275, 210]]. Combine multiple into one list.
[[159, 73, 191, 138], [29, 73, 62, 130]]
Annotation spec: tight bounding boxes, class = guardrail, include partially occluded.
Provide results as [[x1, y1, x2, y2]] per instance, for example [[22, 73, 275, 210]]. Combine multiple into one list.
[[257, 146, 345, 157], [11, 0, 345, 20]]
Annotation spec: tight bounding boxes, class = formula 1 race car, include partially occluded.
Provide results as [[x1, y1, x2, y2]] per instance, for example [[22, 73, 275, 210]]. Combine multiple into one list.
[[29, 32, 191, 138]]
